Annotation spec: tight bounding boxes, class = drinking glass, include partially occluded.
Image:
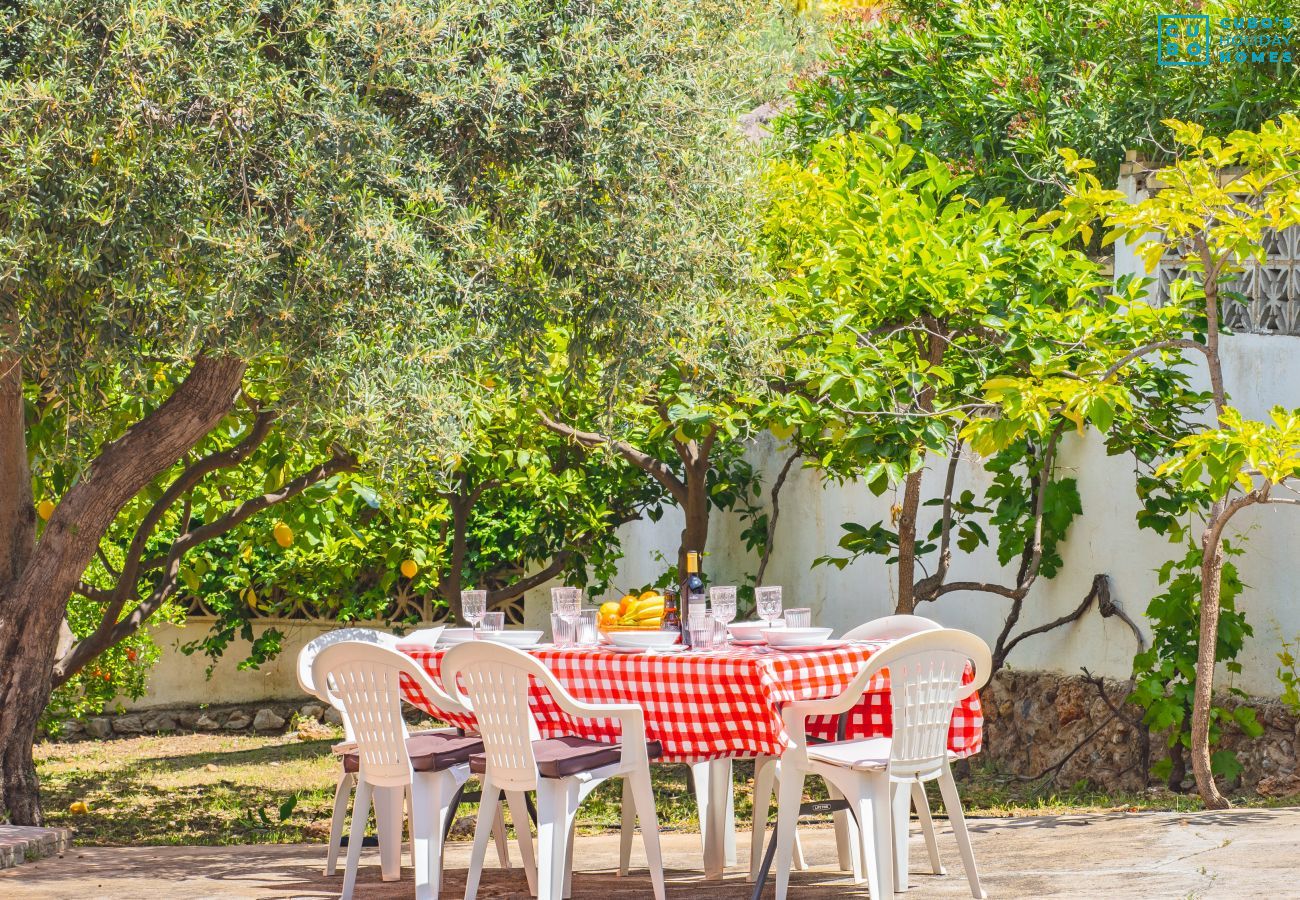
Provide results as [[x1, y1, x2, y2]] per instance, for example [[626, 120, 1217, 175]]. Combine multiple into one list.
[[687, 612, 717, 651], [551, 586, 581, 620], [461, 589, 487, 630], [784, 607, 812, 629], [575, 609, 600, 647], [755, 585, 783, 625], [479, 611, 505, 637], [551, 613, 577, 649], [709, 586, 737, 627]]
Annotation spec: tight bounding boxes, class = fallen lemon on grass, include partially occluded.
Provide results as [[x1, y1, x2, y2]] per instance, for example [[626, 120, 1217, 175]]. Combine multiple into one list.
[[273, 522, 294, 548], [400, 559, 419, 579], [69, 801, 89, 815], [36, 499, 55, 521]]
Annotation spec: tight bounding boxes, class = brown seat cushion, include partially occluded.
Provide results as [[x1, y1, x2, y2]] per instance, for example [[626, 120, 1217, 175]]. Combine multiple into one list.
[[469, 736, 664, 779], [342, 729, 483, 774]]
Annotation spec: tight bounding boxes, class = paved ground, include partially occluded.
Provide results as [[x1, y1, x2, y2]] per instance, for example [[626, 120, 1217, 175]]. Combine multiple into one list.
[[2, 808, 1299, 899]]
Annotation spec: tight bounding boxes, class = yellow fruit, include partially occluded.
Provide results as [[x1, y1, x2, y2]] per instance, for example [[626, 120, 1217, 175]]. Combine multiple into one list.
[[273, 522, 294, 548], [36, 499, 55, 521], [599, 610, 619, 628], [618, 594, 637, 616], [69, 801, 89, 815], [482, 376, 497, 390], [633, 605, 664, 622], [599, 601, 621, 618], [400, 559, 419, 579], [638, 590, 660, 602], [770, 422, 796, 441]]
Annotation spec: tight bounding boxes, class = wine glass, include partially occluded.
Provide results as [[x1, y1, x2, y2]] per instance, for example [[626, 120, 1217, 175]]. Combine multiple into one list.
[[755, 585, 783, 627], [551, 586, 581, 620], [461, 589, 487, 632], [709, 586, 737, 638]]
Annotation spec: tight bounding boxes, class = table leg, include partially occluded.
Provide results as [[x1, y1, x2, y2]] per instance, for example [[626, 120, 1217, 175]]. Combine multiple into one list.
[[373, 784, 404, 882], [703, 759, 730, 879]]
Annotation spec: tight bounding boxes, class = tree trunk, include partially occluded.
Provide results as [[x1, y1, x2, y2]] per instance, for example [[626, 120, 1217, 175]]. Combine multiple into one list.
[[0, 355, 245, 824], [1190, 511, 1230, 809], [894, 467, 924, 614]]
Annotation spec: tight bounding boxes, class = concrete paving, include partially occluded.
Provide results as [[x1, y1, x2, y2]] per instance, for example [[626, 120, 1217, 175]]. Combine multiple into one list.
[[1, 808, 1299, 899]]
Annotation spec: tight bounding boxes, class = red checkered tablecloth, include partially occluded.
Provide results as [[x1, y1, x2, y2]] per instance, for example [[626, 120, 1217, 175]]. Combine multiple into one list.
[[397, 642, 982, 763]]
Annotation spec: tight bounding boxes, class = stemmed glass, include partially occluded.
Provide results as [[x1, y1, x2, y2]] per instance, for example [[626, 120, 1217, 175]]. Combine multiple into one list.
[[551, 586, 581, 620], [709, 586, 737, 642], [755, 585, 783, 627], [461, 589, 487, 633]]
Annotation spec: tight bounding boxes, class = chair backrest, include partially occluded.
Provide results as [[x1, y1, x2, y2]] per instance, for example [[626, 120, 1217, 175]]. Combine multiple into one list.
[[441, 641, 563, 792], [296, 627, 404, 700], [843, 614, 941, 643], [873, 629, 991, 779]]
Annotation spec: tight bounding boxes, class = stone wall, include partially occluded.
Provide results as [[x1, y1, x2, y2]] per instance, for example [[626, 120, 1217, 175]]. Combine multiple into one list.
[[981, 669, 1300, 797]]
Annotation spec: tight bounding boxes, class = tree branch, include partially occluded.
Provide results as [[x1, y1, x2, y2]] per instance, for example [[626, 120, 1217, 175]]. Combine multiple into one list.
[[756, 450, 799, 586], [539, 412, 688, 504]]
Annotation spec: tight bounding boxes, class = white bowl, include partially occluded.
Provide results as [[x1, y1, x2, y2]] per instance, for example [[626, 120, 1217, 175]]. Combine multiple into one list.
[[763, 627, 834, 648], [727, 620, 783, 642], [608, 630, 681, 650], [480, 630, 544, 648], [437, 628, 478, 646], [400, 626, 446, 645]]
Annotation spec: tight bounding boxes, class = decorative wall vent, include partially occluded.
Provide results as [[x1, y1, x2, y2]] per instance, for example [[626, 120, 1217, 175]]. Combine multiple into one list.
[[1150, 225, 1300, 337]]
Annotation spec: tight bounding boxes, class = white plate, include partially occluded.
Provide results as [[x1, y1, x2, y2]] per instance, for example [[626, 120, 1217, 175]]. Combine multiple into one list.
[[768, 639, 848, 652], [481, 630, 545, 648], [727, 620, 783, 642], [437, 628, 477, 646], [763, 626, 834, 648], [730, 638, 768, 647], [604, 645, 650, 654]]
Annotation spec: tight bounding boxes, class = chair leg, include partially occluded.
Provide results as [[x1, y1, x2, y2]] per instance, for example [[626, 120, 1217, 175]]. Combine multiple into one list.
[[891, 780, 911, 892], [373, 784, 404, 882], [627, 767, 667, 900], [341, 779, 371, 900], [828, 779, 861, 880], [325, 771, 353, 877], [563, 817, 577, 899], [407, 784, 416, 869], [912, 781, 945, 875], [772, 768, 804, 900], [938, 765, 986, 899], [505, 790, 538, 896], [618, 777, 634, 876], [855, 772, 894, 900], [492, 798, 512, 869], [464, 778, 501, 900], [536, 779, 580, 900]]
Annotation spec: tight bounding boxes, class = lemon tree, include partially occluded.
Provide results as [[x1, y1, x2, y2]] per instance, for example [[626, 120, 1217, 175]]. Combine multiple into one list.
[[967, 116, 1300, 807], [760, 110, 1156, 651]]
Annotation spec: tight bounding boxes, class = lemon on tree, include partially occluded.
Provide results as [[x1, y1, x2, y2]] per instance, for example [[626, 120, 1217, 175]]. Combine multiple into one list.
[[272, 521, 294, 548], [400, 559, 419, 579], [36, 499, 55, 521]]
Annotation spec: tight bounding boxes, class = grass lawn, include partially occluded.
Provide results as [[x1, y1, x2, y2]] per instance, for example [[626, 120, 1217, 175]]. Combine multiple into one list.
[[33, 728, 1253, 847]]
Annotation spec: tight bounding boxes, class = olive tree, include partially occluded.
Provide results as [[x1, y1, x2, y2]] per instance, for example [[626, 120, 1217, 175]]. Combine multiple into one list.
[[0, 0, 790, 823]]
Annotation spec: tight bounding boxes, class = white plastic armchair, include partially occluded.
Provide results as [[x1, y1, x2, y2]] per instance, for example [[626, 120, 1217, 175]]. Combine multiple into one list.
[[768, 629, 992, 900], [749, 613, 944, 884], [297, 629, 509, 883], [442, 640, 666, 900]]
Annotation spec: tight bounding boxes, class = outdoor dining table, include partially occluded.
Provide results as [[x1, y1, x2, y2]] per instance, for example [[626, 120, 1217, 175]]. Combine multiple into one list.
[[396, 639, 983, 880]]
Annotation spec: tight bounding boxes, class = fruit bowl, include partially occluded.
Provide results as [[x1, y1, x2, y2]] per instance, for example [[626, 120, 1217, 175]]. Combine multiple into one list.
[[598, 590, 666, 631]]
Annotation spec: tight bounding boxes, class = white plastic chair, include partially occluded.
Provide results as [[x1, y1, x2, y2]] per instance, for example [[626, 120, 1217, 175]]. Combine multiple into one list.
[[748, 614, 944, 884], [296, 628, 508, 880], [768, 629, 991, 900], [842, 614, 946, 883], [442, 640, 667, 900]]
